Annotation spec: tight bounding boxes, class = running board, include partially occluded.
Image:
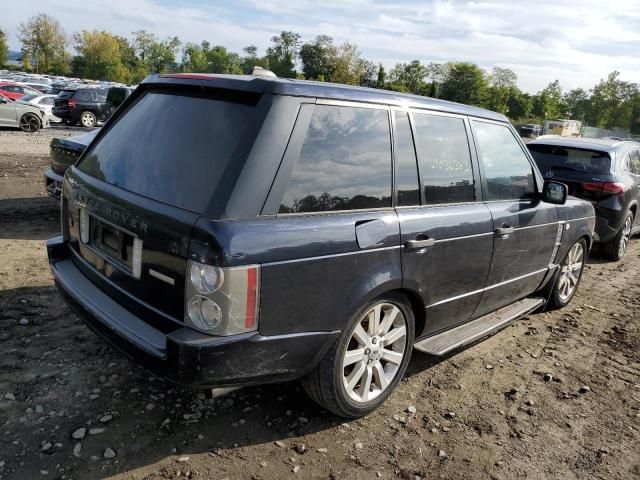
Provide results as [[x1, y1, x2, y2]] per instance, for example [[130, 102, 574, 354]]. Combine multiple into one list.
[[414, 297, 545, 356]]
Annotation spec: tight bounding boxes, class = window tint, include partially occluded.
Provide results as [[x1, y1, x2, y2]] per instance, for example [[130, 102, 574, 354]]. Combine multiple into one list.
[[473, 121, 536, 200], [413, 113, 475, 204], [630, 150, 640, 174], [78, 90, 259, 214], [528, 144, 611, 175], [279, 105, 392, 214], [74, 90, 92, 101], [393, 111, 420, 206]]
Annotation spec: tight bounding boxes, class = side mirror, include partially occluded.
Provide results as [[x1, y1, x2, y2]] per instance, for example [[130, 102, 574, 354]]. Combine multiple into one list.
[[542, 181, 567, 205]]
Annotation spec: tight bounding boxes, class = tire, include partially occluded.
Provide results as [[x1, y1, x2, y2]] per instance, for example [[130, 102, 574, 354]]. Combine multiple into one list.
[[19, 113, 41, 133], [79, 111, 97, 128], [302, 292, 415, 418], [547, 238, 587, 310], [602, 211, 633, 261]]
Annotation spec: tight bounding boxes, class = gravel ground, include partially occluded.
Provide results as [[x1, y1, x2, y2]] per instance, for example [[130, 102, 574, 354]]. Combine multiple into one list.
[[0, 129, 639, 480]]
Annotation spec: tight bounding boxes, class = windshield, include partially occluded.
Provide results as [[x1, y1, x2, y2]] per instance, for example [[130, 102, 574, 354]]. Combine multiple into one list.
[[528, 144, 612, 175], [77, 89, 260, 213]]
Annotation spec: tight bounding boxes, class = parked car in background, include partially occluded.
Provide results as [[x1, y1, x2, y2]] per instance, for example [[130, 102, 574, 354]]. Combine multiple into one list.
[[45, 129, 99, 198], [0, 92, 49, 132], [53, 88, 109, 127], [0, 82, 45, 100], [528, 136, 640, 260], [17, 94, 61, 123], [48, 73, 595, 418], [520, 124, 543, 138]]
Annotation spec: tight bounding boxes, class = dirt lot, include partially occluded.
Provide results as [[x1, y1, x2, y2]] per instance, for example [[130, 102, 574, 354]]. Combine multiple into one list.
[[1, 128, 639, 480]]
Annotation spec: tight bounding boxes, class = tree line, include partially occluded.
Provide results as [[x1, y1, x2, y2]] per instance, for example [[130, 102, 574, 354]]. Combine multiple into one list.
[[1, 13, 639, 134]]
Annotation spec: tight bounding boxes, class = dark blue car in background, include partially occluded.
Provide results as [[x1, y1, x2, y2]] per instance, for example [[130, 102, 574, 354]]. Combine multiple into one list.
[[47, 73, 595, 417]]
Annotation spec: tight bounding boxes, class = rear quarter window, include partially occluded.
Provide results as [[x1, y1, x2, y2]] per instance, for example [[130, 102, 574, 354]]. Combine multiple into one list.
[[278, 104, 392, 214]]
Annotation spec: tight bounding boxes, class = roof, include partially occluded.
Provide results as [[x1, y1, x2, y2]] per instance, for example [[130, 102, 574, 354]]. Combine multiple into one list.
[[529, 135, 640, 154], [147, 73, 508, 122]]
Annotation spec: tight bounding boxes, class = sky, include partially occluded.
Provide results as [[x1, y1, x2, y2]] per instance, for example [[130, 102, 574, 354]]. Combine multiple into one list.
[[3, 0, 640, 93]]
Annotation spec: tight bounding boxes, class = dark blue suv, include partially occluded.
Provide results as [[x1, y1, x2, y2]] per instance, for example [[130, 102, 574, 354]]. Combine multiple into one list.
[[47, 73, 595, 417]]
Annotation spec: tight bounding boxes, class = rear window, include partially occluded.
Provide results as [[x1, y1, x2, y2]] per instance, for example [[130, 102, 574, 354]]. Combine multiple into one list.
[[528, 144, 611, 175], [58, 90, 75, 99], [78, 90, 258, 213]]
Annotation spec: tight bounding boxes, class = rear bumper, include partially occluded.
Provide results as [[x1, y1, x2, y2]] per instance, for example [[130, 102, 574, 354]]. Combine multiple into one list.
[[44, 169, 63, 199], [47, 237, 338, 388]]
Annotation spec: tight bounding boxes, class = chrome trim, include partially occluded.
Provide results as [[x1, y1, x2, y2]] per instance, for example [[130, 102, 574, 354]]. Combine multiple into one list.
[[149, 268, 174, 286], [433, 231, 494, 243], [261, 245, 401, 266], [426, 267, 549, 308]]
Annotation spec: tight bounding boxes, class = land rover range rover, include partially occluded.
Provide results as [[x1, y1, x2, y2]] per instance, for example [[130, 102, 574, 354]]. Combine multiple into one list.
[[48, 73, 595, 417]]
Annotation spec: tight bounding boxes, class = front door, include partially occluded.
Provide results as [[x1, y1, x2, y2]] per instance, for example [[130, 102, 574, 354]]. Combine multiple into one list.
[[0, 98, 16, 127], [470, 120, 559, 317], [395, 110, 494, 337]]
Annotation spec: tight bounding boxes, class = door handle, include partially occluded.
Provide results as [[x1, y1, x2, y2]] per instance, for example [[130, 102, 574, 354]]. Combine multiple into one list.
[[495, 224, 515, 236], [405, 237, 436, 249]]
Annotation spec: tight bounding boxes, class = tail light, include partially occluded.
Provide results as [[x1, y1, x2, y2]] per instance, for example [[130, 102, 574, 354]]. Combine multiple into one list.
[[582, 181, 625, 196], [185, 260, 260, 336], [68, 99, 76, 109]]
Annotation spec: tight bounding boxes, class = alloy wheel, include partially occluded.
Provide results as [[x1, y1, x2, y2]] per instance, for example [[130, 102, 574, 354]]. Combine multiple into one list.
[[558, 242, 584, 302], [342, 302, 407, 403], [81, 112, 96, 128], [618, 215, 633, 258], [20, 114, 40, 132]]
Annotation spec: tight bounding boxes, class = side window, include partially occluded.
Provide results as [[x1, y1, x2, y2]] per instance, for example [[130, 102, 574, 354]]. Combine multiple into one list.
[[413, 113, 475, 204], [279, 105, 392, 214], [472, 121, 536, 201], [629, 150, 640, 175], [75, 90, 91, 102], [393, 111, 420, 206]]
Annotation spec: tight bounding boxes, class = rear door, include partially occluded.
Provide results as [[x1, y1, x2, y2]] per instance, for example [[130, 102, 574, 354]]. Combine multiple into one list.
[[625, 149, 640, 229], [470, 120, 558, 317], [396, 110, 493, 337]]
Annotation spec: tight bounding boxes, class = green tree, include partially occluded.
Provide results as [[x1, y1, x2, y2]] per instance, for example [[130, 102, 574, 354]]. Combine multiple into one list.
[[241, 45, 267, 73], [266, 31, 300, 78], [439, 62, 488, 107], [18, 13, 69, 73], [387, 60, 428, 95], [532, 80, 565, 120], [505, 88, 532, 120], [330, 42, 372, 86], [73, 30, 129, 82], [0, 29, 8, 67], [376, 63, 386, 89], [563, 88, 590, 120], [589, 71, 638, 129], [299, 35, 336, 81], [485, 67, 518, 114]]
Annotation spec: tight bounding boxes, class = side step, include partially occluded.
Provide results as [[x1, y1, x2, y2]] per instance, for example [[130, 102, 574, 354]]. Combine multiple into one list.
[[414, 297, 545, 356]]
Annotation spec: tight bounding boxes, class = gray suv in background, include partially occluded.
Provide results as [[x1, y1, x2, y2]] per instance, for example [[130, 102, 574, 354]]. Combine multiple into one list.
[[528, 136, 640, 260], [48, 74, 595, 417]]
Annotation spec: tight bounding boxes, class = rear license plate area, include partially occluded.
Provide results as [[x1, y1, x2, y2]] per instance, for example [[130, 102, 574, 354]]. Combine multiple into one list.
[[84, 213, 142, 278]]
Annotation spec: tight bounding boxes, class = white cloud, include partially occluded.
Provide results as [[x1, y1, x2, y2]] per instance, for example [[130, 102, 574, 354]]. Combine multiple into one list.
[[3, 0, 639, 93]]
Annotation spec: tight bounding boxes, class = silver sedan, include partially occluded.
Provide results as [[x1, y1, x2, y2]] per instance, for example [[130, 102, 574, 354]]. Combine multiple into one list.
[[0, 92, 49, 132]]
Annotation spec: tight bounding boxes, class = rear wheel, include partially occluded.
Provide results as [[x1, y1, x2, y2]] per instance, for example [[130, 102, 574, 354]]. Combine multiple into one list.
[[302, 293, 414, 418], [547, 238, 587, 310], [603, 211, 633, 261], [19, 113, 41, 133], [80, 111, 97, 128]]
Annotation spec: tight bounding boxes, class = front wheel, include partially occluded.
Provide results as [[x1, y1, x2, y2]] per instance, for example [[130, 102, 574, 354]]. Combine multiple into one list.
[[302, 293, 415, 418], [602, 211, 633, 261], [547, 238, 587, 310], [19, 113, 41, 132]]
